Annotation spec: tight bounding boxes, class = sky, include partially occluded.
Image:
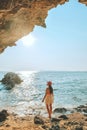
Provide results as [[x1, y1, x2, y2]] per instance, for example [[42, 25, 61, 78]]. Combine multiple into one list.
[[0, 0, 87, 71]]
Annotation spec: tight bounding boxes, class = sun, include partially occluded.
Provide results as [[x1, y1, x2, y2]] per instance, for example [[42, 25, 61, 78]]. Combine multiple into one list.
[[21, 33, 36, 47]]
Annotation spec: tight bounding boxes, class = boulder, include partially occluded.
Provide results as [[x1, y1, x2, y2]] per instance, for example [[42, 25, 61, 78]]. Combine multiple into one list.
[[53, 108, 67, 113], [34, 116, 44, 125], [49, 125, 60, 130], [58, 115, 68, 120], [0, 110, 9, 122], [74, 105, 87, 114], [0, 72, 23, 90]]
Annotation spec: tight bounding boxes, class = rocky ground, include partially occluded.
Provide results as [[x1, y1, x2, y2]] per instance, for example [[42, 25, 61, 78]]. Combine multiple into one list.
[[0, 105, 87, 130]]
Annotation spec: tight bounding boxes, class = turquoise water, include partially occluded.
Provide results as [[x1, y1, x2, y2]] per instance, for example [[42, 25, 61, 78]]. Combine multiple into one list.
[[0, 71, 87, 116]]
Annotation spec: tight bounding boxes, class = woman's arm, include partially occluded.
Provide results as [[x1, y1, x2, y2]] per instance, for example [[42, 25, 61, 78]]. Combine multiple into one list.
[[42, 94, 46, 102], [42, 89, 47, 102]]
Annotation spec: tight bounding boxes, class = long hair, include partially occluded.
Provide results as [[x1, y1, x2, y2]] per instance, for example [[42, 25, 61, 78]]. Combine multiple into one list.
[[49, 85, 53, 94]]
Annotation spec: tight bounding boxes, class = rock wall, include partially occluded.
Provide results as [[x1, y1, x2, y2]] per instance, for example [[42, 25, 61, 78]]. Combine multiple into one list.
[[79, 0, 87, 5], [0, 0, 87, 53]]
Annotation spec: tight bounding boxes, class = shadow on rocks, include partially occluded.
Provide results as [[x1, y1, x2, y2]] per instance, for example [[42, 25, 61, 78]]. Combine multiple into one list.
[[0, 110, 9, 122]]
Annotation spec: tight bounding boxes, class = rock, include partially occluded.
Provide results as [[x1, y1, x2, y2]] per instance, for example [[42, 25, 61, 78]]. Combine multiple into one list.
[[75, 125, 83, 130], [49, 125, 60, 130], [53, 108, 67, 113], [34, 116, 44, 125], [51, 118, 61, 122], [84, 114, 87, 117], [0, 0, 87, 53], [74, 105, 87, 114], [58, 115, 68, 120], [66, 121, 79, 126], [1, 72, 23, 90], [0, 110, 9, 122], [0, 110, 86, 130], [6, 124, 10, 127], [0, 0, 68, 53], [83, 109, 87, 113], [83, 126, 87, 130], [42, 125, 49, 129], [85, 118, 87, 121]]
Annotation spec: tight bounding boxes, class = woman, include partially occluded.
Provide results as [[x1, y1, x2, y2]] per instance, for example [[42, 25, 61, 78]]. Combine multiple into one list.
[[42, 81, 54, 118]]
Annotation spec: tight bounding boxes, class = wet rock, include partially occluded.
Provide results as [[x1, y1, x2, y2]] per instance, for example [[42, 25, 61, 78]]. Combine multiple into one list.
[[53, 108, 67, 113], [75, 125, 83, 130], [49, 125, 60, 130], [34, 116, 44, 125], [84, 114, 87, 117], [6, 124, 10, 127], [51, 118, 61, 122], [66, 121, 79, 126], [0, 110, 9, 122], [83, 109, 87, 113], [85, 118, 87, 121], [1, 72, 23, 90], [42, 125, 49, 129], [58, 115, 68, 120], [74, 105, 87, 114]]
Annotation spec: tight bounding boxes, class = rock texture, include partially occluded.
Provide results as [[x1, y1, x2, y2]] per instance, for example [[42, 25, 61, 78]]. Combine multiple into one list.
[[0, 72, 23, 90], [0, 0, 87, 53], [0, 110, 9, 122], [79, 0, 87, 5], [0, 110, 87, 130]]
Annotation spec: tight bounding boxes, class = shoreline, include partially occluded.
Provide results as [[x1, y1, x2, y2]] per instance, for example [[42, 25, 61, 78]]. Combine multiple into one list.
[[0, 105, 87, 130], [0, 112, 87, 130]]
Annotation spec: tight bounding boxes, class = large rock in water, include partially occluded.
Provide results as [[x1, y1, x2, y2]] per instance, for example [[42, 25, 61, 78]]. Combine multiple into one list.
[[0, 72, 23, 90]]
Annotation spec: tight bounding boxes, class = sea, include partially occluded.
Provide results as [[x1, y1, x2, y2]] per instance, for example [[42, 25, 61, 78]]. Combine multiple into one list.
[[0, 71, 87, 116]]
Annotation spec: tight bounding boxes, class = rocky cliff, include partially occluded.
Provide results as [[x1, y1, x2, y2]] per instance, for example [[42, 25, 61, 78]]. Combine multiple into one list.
[[0, 0, 87, 53]]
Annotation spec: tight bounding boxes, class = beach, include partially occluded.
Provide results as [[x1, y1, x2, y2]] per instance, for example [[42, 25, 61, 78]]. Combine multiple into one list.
[[0, 107, 87, 130]]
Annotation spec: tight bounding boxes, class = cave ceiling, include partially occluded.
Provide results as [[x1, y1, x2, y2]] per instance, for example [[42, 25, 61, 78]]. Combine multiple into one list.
[[0, 0, 87, 53]]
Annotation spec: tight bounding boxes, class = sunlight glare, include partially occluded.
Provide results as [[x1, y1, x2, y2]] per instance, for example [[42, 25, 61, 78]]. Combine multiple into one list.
[[21, 34, 36, 47]]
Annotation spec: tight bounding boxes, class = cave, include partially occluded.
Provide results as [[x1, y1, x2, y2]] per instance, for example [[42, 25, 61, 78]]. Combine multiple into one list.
[[0, 0, 87, 53]]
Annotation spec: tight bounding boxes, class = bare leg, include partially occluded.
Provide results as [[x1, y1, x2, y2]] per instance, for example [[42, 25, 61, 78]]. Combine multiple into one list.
[[49, 104, 52, 118], [50, 104, 52, 114], [46, 104, 51, 118]]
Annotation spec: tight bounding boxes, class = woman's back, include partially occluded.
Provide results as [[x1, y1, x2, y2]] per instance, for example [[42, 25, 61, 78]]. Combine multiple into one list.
[[46, 86, 53, 95]]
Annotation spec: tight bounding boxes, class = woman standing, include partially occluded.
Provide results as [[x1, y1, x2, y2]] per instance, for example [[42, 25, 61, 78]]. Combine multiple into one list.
[[42, 81, 54, 118]]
